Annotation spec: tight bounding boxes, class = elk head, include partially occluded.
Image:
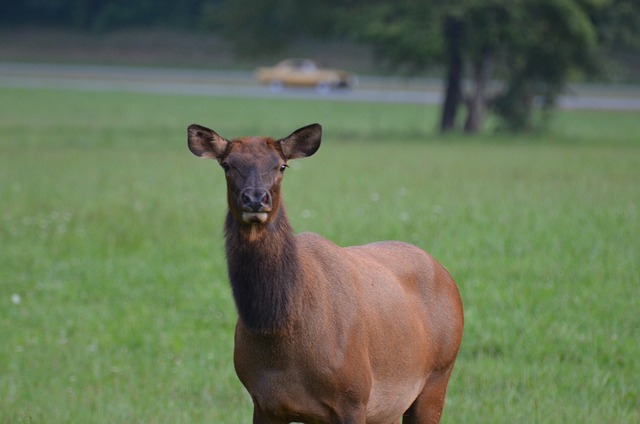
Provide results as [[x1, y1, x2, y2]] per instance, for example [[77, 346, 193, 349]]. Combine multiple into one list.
[[187, 123, 322, 226]]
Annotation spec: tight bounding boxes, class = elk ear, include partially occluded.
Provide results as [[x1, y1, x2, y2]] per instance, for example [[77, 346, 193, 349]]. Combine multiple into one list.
[[187, 124, 228, 159], [279, 123, 322, 160]]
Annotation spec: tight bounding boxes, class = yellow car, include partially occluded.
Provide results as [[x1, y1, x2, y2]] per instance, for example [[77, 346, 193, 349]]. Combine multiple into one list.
[[256, 59, 357, 92]]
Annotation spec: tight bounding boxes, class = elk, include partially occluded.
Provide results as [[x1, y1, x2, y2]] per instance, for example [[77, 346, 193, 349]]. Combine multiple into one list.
[[187, 123, 463, 424]]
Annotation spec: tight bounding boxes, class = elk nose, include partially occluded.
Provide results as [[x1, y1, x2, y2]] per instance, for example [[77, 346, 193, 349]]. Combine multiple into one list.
[[240, 188, 271, 212]]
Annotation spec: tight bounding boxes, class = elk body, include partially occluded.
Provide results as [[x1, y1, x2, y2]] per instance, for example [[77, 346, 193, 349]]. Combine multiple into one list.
[[187, 123, 463, 424]]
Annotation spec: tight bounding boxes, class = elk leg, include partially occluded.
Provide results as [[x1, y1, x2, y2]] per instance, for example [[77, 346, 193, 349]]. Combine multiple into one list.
[[402, 367, 454, 424]]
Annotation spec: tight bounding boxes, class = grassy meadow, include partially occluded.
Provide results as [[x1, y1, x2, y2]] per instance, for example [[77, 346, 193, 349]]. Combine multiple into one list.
[[1, 86, 639, 423]]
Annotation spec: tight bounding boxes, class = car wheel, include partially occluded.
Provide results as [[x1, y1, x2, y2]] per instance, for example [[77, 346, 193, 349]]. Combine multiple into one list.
[[315, 81, 331, 94], [268, 80, 284, 92]]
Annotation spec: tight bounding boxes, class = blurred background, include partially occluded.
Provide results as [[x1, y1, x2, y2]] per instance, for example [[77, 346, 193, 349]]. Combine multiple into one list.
[[1, 0, 639, 132]]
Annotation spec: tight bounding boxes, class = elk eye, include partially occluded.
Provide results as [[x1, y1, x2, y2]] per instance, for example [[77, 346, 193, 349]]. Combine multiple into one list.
[[279, 164, 288, 173], [221, 162, 231, 172]]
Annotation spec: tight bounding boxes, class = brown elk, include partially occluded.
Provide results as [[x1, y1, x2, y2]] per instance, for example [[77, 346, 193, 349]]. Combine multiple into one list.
[[187, 123, 464, 424]]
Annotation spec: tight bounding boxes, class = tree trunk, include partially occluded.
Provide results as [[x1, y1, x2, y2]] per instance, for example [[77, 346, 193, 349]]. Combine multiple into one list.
[[464, 55, 493, 134], [440, 16, 465, 133]]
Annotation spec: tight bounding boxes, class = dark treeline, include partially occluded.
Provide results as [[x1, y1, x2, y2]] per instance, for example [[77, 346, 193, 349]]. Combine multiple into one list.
[[0, 0, 215, 31]]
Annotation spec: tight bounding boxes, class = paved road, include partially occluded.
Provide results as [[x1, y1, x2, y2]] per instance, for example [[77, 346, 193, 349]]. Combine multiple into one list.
[[1, 62, 639, 111]]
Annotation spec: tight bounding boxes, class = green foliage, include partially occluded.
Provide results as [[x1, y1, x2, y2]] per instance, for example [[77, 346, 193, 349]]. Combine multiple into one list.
[[206, 0, 342, 57], [344, 1, 443, 72], [590, 0, 640, 49], [493, 0, 600, 131], [208, 0, 295, 55], [1, 87, 639, 422], [345, 0, 639, 132]]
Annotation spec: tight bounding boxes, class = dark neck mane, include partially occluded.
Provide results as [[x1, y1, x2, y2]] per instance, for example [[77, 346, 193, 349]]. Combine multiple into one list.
[[224, 205, 301, 333]]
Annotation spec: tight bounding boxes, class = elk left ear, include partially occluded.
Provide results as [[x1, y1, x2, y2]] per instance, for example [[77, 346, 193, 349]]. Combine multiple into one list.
[[279, 123, 322, 160], [187, 124, 228, 159]]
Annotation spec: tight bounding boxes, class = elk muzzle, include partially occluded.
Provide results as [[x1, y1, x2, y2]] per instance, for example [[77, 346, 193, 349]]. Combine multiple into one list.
[[239, 187, 272, 224]]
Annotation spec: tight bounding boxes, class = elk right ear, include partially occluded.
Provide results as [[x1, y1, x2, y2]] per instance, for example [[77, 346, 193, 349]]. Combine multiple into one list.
[[279, 123, 322, 160], [187, 124, 228, 159]]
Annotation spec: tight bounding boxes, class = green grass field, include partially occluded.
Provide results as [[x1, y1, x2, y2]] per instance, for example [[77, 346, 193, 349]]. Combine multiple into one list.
[[1, 86, 639, 423]]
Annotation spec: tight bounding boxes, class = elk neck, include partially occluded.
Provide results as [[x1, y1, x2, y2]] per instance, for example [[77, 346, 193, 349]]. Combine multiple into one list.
[[224, 204, 302, 334]]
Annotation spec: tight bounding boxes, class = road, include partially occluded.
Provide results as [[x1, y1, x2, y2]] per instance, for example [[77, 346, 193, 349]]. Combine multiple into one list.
[[1, 62, 639, 111]]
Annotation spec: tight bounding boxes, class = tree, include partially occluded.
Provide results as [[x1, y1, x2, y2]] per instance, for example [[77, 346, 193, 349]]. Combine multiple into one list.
[[440, 15, 465, 132], [343, 0, 514, 133], [344, 0, 635, 133], [492, 0, 599, 131], [455, 1, 512, 133]]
